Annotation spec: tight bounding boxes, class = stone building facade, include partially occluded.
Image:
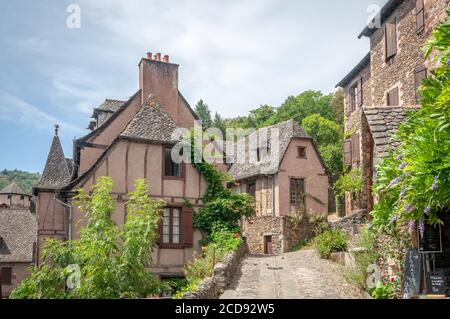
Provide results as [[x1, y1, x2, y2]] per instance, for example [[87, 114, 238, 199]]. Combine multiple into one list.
[[229, 120, 329, 255], [0, 183, 37, 298], [336, 0, 450, 216]]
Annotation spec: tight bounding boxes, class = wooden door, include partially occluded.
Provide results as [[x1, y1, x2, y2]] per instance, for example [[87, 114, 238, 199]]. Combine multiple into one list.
[[264, 236, 273, 255]]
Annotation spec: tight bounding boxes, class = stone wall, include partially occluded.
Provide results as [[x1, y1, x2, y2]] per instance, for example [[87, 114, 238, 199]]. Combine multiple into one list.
[[242, 215, 320, 255], [181, 244, 247, 299], [242, 216, 283, 254], [329, 210, 368, 238]]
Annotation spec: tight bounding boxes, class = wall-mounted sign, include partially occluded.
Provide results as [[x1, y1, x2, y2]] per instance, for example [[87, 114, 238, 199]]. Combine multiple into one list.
[[426, 271, 446, 297], [418, 223, 442, 253], [402, 248, 422, 299]]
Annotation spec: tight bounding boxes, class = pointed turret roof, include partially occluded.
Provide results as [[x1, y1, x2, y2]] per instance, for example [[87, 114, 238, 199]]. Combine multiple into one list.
[[35, 127, 72, 190], [0, 182, 29, 196]]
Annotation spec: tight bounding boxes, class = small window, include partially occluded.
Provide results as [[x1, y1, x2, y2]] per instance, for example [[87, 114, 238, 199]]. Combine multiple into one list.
[[164, 147, 183, 178], [20, 195, 25, 200], [1, 267, 12, 285], [161, 208, 181, 245], [385, 18, 398, 60], [7, 195, 11, 200], [297, 147, 307, 159], [350, 85, 357, 113], [387, 87, 399, 106], [247, 182, 256, 200], [290, 178, 306, 210], [416, 0, 425, 34]]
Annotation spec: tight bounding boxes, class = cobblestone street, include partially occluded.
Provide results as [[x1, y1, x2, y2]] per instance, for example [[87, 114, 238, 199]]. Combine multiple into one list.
[[220, 249, 361, 299]]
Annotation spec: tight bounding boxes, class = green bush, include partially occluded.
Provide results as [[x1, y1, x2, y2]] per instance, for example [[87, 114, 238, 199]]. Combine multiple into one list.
[[314, 229, 348, 259], [370, 282, 396, 299]]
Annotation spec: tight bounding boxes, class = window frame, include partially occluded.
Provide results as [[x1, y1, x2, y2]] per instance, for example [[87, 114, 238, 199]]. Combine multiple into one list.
[[297, 146, 307, 159], [1, 267, 12, 285], [290, 178, 306, 210], [160, 207, 183, 249], [163, 146, 185, 180]]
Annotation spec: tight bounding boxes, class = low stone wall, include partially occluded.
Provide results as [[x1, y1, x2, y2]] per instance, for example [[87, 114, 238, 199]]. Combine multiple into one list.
[[329, 210, 367, 238], [181, 244, 248, 299], [242, 216, 283, 255]]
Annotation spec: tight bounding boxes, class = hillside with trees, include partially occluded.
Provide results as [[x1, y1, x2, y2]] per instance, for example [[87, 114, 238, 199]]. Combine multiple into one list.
[[0, 169, 41, 193]]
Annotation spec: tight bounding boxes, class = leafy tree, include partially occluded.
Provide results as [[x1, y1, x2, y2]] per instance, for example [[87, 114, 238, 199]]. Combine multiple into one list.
[[302, 114, 343, 179], [330, 88, 345, 128], [302, 114, 341, 146], [264, 90, 334, 126], [213, 112, 226, 135], [194, 99, 212, 129], [248, 104, 276, 128], [10, 177, 164, 299]]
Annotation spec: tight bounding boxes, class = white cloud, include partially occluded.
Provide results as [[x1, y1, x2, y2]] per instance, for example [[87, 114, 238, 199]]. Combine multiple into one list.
[[0, 91, 82, 135]]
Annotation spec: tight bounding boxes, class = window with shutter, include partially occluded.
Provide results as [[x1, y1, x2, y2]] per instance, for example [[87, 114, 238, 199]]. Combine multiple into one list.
[[416, 0, 425, 33], [290, 178, 306, 210], [344, 139, 352, 166], [385, 18, 397, 60], [387, 87, 399, 106], [352, 134, 360, 163], [159, 207, 183, 247]]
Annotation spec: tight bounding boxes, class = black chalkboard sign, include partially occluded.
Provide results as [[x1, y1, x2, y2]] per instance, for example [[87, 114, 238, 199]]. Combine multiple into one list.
[[418, 224, 442, 253], [426, 271, 446, 296], [402, 248, 422, 299]]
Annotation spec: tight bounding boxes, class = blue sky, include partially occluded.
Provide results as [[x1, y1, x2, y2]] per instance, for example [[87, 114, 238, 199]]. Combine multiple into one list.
[[0, 0, 386, 173]]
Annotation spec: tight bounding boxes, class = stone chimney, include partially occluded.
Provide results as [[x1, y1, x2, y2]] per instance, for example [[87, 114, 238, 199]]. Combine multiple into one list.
[[139, 51, 179, 123]]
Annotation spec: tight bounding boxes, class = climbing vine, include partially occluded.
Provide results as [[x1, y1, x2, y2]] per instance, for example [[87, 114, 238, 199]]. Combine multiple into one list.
[[188, 133, 254, 241]]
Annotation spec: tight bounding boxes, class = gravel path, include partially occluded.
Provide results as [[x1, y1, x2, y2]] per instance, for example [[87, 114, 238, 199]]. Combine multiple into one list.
[[220, 249, 361, 299]]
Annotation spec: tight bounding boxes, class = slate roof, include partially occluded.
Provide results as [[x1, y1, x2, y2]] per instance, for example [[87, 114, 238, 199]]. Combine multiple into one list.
[[0, 182, 29, 196], [0, 208, 37, 263], [90, 99, 126, 128], [336, 53, 370, 88], [228, 120, 313, 181], [120, 95, 181, 143], [363, 107, 408, 159], [35, 134, 72, 190]]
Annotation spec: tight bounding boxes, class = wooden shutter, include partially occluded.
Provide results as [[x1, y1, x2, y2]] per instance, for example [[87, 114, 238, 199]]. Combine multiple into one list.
[[345, 90, 351, 117], [416, 0, 425, 33], [387, 87, 399, 106], [415, 67, 427, 101], [344, 139, 352, 166], [352, 134, 360, 162], [385, 18, 397, 60], [357, 77, 363, 107], [182, 209, 193, 247]]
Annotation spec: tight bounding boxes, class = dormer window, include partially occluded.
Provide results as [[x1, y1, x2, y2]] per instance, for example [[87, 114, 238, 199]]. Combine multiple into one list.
[[256, 146, 269, 162]]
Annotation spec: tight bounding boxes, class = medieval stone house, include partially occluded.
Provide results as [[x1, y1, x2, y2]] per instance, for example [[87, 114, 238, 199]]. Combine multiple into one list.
[[336, 0, 450, 217], [0, 183, 36, 298], [229, 120, 329, 255], [34, 53, 208, 278]]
